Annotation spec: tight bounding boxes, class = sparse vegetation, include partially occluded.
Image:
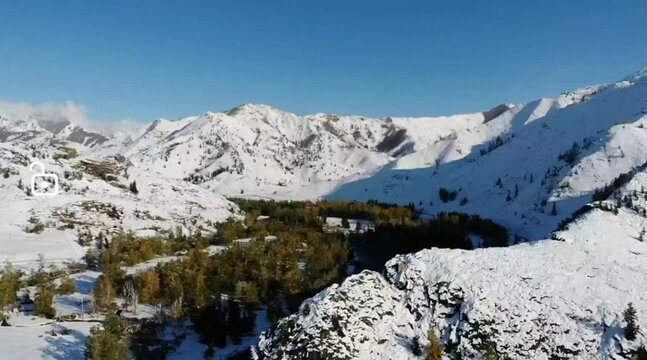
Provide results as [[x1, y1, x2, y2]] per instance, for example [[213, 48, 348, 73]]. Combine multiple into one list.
[[439, 188, 458, 203], [624, 303, 640, 341], [428, 329, 443, 360], [129, 181, 138, 195], [53, 146, 78, 160]]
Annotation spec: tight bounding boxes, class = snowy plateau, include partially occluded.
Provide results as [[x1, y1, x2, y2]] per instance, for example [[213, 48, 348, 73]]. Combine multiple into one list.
[[1, 67, 647, 359]]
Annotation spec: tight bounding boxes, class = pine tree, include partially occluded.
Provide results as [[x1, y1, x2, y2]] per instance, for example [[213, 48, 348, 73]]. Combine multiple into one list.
[[228, 300, 243, 345], [428, 329, 443, 360], [86, 315, 130, 360], [85, 249, 100, 269], [341, 217, 350, 229], [129, 181, 138, 195], [0, 264, 20, 312], [624, 303, 640, 341], [551, 202, 557, 216], [34, 285, 56, 318], [514, 184, 519, 197]]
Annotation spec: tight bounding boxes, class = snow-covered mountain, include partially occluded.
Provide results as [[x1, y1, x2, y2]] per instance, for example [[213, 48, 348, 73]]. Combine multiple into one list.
[[254, 68, 647, 359], [256, 165, 647, 359], [0, 113, 234, 267], [0, 97, 508, 266], [122, 103, 506, 199], [329, 68, 647, 240], [3, 66, 647, 358]]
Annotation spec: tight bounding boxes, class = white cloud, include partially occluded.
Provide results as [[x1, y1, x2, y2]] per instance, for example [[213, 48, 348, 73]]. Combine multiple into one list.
[[0, 99, 146, 136]]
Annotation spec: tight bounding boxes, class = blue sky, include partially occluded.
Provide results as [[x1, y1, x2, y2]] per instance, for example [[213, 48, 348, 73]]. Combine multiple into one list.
[[1, 1, 647, 122]]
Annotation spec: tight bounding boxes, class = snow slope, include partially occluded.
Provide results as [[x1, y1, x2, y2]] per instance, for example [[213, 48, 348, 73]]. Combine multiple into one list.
[[0, 114, 234, 267], [256, 164, 647, 359], [329, 68, 647, 240], [122, 104, 502, 199]]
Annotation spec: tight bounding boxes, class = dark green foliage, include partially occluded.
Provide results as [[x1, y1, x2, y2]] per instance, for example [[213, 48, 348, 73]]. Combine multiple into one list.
[[624, 303, 640, 341], [192, 302, 228, 349], [411, 336, 422, 356], [593, 162, 647, 201], [0, 264, 20, 311], [129, 181, 138, 195], [554, 205, 592, 232], [341, 217, 350, 228], [57, 276, 76, 294], [630, 347, 647, 360], [85, 249, 100, 269], [439, 188, 458, 203], [34, 285, 56, 318], [351, 212, 508, 270], [130, 320, 178, 359], [86, 315, 131, 360], [480, 136, 505, 156], [484, 343, 500, 360], [376, 128, 407, 152], [558, 141, 580, 165], [429, 213, 508, 248]]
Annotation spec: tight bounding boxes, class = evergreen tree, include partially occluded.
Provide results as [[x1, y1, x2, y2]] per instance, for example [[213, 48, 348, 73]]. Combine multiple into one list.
[[228, 300, 243, 345], [129, 181, 138, 195], [341, 217, 350, 229], [428, 329, 443, 360], [485, 343, 500, 360], [57, 275, 76, 294], [86, 315, 131, 360], [551, 202, 557, 216], [624, 303, 640, 341], [514, 184, 519, 197], [85, 249, 100, 269], [411, 336, 422, 356], [34, 285, 56, 319], [0, 264, 20, 312]]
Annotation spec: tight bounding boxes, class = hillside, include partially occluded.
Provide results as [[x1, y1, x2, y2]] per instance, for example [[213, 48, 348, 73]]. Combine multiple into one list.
[[256, 156, 647, 360]]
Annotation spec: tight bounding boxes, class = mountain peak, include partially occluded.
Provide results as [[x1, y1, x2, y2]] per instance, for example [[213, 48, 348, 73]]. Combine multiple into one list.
[[623, 66, 647, 83], [223, 103, 293, 118]]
